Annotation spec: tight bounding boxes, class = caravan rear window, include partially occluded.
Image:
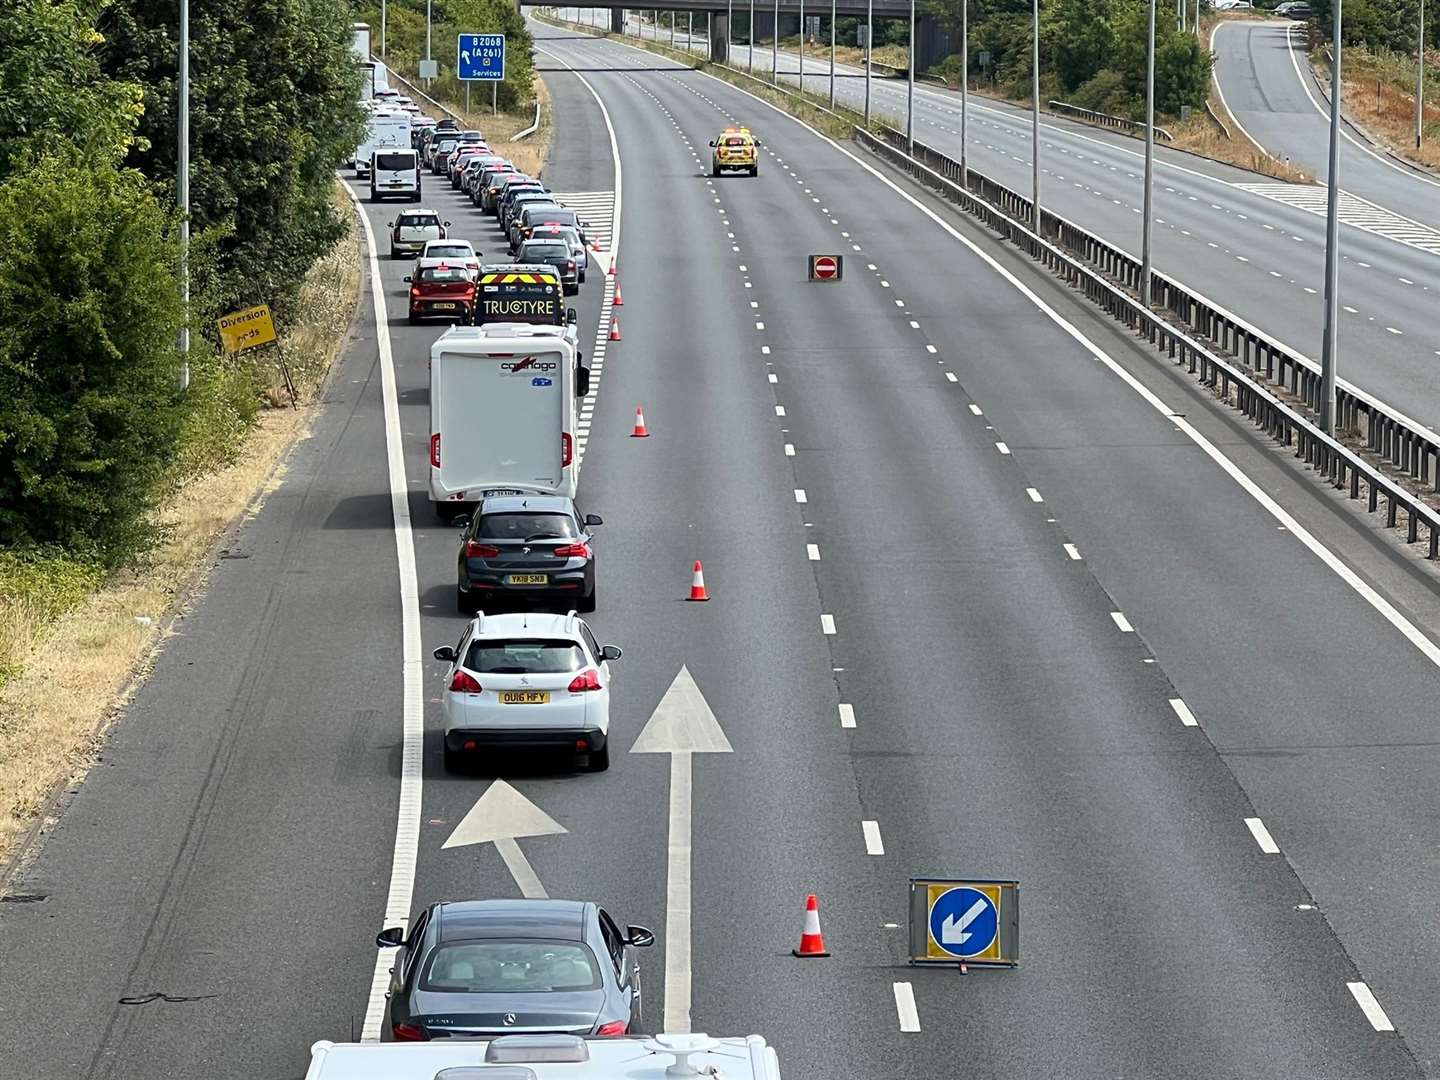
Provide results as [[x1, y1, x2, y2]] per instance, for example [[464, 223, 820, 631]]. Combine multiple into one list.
[[375, 152, 415, 172]]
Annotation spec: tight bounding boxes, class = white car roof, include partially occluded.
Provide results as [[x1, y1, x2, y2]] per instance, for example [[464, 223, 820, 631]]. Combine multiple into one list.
[[468, 611, 583, 640]]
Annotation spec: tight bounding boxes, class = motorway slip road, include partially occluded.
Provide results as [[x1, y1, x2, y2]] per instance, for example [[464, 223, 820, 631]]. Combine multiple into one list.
[[3, 19, 1440, 1079], [632, 21, 1440, 433]]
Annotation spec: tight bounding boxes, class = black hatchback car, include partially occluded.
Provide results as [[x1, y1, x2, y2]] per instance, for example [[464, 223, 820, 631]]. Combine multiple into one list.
[[458, 495, 601, 613], [378, 899, 654, 1041]]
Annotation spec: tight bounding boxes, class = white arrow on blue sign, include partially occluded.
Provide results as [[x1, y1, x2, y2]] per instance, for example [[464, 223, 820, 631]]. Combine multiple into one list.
[[929, 886, 998, 957], [457, 33, 505, 81]]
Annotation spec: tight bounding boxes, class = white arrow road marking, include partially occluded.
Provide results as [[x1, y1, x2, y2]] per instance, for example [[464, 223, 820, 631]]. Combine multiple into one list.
[[940, 899, 990, 945], [631, 666, 732, 1034], [443, 780, 567, 899]]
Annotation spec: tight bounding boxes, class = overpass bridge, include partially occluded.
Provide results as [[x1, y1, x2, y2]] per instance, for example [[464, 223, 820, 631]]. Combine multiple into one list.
[[529, 4, 960, 70]]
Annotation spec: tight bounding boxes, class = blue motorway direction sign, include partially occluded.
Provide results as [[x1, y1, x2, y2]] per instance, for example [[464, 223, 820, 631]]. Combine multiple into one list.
[[458, 34, 506, 81]]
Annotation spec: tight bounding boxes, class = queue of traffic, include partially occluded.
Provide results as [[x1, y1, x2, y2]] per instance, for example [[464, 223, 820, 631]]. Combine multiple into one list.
[[312, 55, 784, 1080]]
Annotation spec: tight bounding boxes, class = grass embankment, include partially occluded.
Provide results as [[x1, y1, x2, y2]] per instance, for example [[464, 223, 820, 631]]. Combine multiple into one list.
[[384, 69, 554, 176], [0, 185, 362, 866], [1314, 45, 1440, 171]]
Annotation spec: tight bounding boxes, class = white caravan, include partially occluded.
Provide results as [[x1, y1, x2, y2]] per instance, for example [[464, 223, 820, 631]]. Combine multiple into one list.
[[428, 323, 585, 518], [356, 111, 411, 178]]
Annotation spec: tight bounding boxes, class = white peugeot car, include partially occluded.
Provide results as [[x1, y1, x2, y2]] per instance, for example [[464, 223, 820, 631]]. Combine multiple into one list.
[[434, 612, 621, 773]]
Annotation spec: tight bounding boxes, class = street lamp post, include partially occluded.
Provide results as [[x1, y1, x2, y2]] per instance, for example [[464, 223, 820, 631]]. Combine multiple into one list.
[[830, 0, 837, 107], [178, 0, 190, 391], [864, 0, 872, 126], [750, 0, 756, 73], [800, 0, 806, 94], [960, 0, 968, 181], [728, 0, 734, 65], [1320, 0, 1343, 432], [907, 0, 916, 151], [1142, 0, 1156, 306], [773, 0, 780, 84], [381, 0, 386, 57], [426, 0, 432, 85], [1031, 0, 1040, 229], [1419, 0, 1427, 149]]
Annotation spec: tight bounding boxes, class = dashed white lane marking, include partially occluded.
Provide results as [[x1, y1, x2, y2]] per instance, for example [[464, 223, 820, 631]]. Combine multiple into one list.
[[755, 320, 765, 330], [1347, 982, 1396, 1032], [893, 982, 921, 1032], [1245, 817, 1281, 854], [775, 405, 786, 416], [1026, 487, 1043, 503], [1234, 182, 1440, 256], [784, 443, 795, 456], [945, 372, 958, 382], [995, 441, 1011, 455], [821, 613, 837, 635], [862, 819, 884, 854], [761, 345, 771, 355], [806, 543, 820, 560], [768, 372, 778, 382], [1110, 611, 1135, 633], [926, 344, 938, 354], [1168, 698, 1199, 727], [969, 404, 984, 416], [838, 703, 857, 729], [1063, 543, 1083, 561], [794, 489, 808, 504]]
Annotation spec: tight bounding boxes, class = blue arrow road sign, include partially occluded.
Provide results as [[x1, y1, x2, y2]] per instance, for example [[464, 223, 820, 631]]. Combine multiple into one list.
[[928, 886, 998, 958], [457, 34, 505, 81]]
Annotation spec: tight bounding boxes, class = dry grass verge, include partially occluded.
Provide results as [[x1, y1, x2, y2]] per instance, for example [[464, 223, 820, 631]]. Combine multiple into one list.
[[1313, 47, 1440, 172], [453, 76, 555, 177], [0, 185, 362, 868]]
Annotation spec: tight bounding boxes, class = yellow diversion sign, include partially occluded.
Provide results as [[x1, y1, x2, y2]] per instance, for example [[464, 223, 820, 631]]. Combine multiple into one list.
[[216, 304, 278, 354]]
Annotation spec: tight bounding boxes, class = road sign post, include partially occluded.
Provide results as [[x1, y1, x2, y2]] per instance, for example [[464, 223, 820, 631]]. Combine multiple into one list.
[[807, 254, 843, 281], [908, 877, 1019, 967]]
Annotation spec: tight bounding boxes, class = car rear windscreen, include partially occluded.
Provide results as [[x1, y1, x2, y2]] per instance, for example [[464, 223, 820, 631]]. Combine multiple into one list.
[[419, 267, 471, 283], [399, 214, 439, 228], [477, 512, 579, 541], [465, 639, 586, 674], [421, 941, 601, 993], [375, 153, 414, 171]]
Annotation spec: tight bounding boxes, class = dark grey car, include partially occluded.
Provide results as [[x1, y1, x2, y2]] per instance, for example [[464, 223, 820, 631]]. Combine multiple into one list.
[[457, 495, 600, 611], [378, 899, 654, 1041], [518, 239, 580, 294]]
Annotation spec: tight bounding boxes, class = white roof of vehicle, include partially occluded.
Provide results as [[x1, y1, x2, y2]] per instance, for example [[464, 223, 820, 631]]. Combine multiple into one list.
[[436, 323, 570, 344], [306, 1033, 781, 1080]]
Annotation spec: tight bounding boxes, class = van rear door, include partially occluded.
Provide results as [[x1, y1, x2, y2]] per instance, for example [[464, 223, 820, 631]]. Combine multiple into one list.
[[436, 348, 565, 496]]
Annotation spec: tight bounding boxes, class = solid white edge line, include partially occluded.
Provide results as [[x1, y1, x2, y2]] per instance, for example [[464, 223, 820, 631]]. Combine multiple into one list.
[[1245, 816, 1281, 854], [838, 703, 857, 728], [1209, 22, 1274, 159], [1168, 697, 1200, 727], [862, 819, 885, 855], [893, 981, 922, 1032], [1346, 981, 1397, 1032], [344, 183, 425, 1043]]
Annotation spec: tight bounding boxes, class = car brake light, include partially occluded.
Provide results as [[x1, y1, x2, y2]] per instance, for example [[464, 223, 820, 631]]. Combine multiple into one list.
[[566, 260, 575, 271], [449, 670, 482, 693], [552, 542, 590, 558], [392, 1023, 425, 1041], [430, 433, 440, 467], [410, 287, 421, 298], [568, 669, 601, 693], [595, 1020, 628, 1037], [464, 541, 500, 557], [562, 432, 573, 467]]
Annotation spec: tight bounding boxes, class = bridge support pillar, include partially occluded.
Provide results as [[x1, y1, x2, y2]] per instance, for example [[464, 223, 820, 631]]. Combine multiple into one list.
[[710, 13, 730, 62], [611, 6, 626, 32], [913, 14, 951, 74]]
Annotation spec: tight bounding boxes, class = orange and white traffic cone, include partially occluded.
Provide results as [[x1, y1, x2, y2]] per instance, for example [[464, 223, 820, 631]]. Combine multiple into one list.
[[631, 406, 650, 438], [609, 318, 621, 341], [792, 894, 830, 957], [687, 560, 709, 602], [614, 281, 623, 305]]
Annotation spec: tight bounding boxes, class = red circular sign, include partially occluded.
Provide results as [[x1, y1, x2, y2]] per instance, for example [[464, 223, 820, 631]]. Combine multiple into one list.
[[813, 256, 838, 280]]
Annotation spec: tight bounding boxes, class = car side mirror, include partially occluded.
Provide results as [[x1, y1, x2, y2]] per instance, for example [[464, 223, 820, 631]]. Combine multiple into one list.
[[433, 645, 457, 662], [576, 367, 590, 398], [708, 140, 717, 147], [402, 275, 412, 282], [386, 221, 395, 228], [625, 925, 655, 947], [443, 221, 452, 228], [567, 308, 578, 325], [583, 513, 603, 527], [754, 139, 762, 146], [600, 645, 622, 662], [376, 927, 405, 948]]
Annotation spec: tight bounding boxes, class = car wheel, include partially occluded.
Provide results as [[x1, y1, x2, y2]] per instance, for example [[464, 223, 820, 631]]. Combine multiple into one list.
[[457, 585, 477, 614], [578, 589, 596, 613], [711, 162, 721, 177], [586, 744, 610, 772], [390, 246, 400, 259], [407, 312, 417, 325], [443, 744, 463, 772], [370, 190, 380, 202], [749, 165, 758, 177]]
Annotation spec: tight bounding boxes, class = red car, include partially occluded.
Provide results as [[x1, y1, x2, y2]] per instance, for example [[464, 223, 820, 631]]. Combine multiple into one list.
[[405, 260, 476, 325]]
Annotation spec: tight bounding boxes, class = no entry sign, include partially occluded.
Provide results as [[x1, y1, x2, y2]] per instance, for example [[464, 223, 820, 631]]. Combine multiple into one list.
[[808, 254, 843, 281]]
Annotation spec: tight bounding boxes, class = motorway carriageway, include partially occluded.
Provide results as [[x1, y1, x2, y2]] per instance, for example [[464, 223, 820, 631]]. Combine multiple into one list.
[[3, 18, 1440, 1080], [587, 8, 1440, 434]]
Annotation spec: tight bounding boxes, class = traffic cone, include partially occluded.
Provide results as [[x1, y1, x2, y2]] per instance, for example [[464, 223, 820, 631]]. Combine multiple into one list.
[[687, 560, 709, 602], [614, 281, 624, 306], [609, 318, 621, 342], [631, 406, 650, 438], [792, 894, 830, 957], [608, 258, 617, 277]]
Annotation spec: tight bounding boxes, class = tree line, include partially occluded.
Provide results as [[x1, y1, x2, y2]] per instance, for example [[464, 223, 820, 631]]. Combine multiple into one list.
[[0, 0, 365, 567]]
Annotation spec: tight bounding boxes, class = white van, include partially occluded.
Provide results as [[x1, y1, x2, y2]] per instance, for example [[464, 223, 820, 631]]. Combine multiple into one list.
[[356, 111, 411, 178], [306, 1033, 781, 1080], [428, 323, 583, 518], [370, 148, 420, 201]]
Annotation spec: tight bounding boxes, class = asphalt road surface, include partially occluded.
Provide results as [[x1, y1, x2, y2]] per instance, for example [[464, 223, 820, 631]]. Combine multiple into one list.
[[5, 19, 1440, 1080], [582, 11, 1440, 433]]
